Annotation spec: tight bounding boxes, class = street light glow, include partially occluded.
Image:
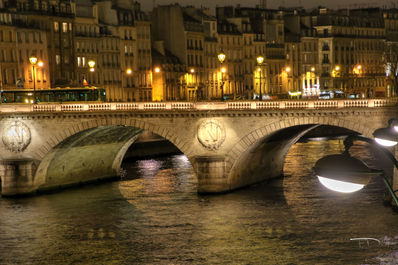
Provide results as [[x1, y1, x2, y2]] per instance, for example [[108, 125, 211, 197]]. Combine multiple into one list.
[[154, 67, 160, 73], [311, 67, 315, 72], [29, 56, 38, 65], [335, 65, 340, 71], [88, 60, 95, 68], [373, 127, 398, 147], [190, 68, 195, 73], [374, 138, 397, 147], [38, 61, 44, 67], [318, 176, 365, 193], [285, 66, 291, 72], [256, 56, 264, 64], [126, 68, 132, 75], [218, 52, 226, 63], [221, 67, 226, 73]]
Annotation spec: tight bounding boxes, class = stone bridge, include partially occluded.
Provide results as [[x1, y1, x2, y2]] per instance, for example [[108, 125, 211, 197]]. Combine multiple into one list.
[[0, 98, 397, 196]]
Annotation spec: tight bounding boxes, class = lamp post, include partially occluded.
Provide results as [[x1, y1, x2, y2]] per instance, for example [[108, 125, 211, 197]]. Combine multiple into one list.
[[87, 60, 95, 100], [218, 52, 226, 101], [256, 56, 264, 100], [123, 68, 133, 101], [29, 56, 38, 103], [88, 60, 95, 74], [313, 119, 398, 205]]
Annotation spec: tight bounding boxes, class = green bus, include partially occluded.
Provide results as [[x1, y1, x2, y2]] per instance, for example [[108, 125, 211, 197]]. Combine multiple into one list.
[[0, 87, 106, 103]]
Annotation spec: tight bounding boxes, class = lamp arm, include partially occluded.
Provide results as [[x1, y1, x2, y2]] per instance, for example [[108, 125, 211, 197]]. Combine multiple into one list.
[[344, 135, 398, 205]]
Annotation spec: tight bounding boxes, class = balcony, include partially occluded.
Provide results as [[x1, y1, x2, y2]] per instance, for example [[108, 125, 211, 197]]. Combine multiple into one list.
[[322, 45, 330, 51]]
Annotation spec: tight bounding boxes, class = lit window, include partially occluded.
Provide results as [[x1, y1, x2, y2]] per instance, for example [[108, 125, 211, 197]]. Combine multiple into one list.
[[56, 55, 60, 65], [69, 23, 72, 31], [54, 22, 59, 32], [62, 22, 67, 33], [82, 57, 86, 67]]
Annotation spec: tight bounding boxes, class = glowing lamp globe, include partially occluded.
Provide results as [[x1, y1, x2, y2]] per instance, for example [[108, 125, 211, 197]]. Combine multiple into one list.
[[313, 153, 382, 193], [218, 52, 226, 63], [88, 60, 95, 68], [29, 56, 38, 65], [256, 56, 264, 64], [373, 127, 398, 147]]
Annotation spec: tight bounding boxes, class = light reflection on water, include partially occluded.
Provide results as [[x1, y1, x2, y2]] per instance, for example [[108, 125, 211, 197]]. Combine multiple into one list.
[[0, 139, 398, 264]]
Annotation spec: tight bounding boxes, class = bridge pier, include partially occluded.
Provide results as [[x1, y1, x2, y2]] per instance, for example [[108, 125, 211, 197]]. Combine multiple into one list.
[[194, 156, 229, 193], [0, 160, 37, 196]]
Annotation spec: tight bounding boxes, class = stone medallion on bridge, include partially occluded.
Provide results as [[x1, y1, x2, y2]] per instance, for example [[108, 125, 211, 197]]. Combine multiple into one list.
[[197, 119, 226, 151], [2, 120, 31, 153]]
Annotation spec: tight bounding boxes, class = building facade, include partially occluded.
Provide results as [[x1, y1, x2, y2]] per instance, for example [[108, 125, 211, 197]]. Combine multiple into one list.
[[0, 1, 395, 101]]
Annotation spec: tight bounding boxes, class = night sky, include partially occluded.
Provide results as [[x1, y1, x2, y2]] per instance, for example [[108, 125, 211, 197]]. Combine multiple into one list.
[[141, 0, 394, 12]]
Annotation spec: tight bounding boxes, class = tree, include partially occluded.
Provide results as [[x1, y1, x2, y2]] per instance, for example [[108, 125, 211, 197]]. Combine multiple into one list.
[[383, 41, 398, 97]]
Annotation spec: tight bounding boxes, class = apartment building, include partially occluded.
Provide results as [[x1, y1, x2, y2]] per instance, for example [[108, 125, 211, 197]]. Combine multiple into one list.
[[0, 0, 395, 101], [0, 11, 50, 90]]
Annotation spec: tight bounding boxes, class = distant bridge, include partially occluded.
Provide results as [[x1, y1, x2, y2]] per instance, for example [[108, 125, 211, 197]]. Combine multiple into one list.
[[0, 98, 397, 196]]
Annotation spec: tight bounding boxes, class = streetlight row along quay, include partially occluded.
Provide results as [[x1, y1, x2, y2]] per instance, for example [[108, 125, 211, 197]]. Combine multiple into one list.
[[313, 118, 398, 206]]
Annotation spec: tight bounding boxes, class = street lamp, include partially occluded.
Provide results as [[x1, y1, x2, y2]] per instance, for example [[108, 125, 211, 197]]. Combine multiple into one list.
[[218, 52, 226, 101], [122, 68, 133, 101], [218, 52, 226, 64], [373, 119, 398, 147], [313, 130, 398, 205], [257, 56, 264, 100], [86, 60, 96, 100], [88, 60, 95, 73], [29, 56, 38, 103]]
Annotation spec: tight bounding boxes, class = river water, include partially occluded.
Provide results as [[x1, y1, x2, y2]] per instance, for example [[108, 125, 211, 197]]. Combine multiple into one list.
[[1, 139, 398, 265]]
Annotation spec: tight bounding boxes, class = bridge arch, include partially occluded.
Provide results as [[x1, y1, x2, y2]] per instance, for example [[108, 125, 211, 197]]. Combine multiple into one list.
[[224, 115, 374, 191], [30, 116, 194, 193], [34, 117, 191, 161]]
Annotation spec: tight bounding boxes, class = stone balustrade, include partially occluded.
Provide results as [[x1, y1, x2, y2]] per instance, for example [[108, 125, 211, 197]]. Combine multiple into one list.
[[0, 98, 396, 113]]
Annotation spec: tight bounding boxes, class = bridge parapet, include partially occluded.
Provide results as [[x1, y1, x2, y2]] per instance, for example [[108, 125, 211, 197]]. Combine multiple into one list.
[[0, 98, 396, 113]]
